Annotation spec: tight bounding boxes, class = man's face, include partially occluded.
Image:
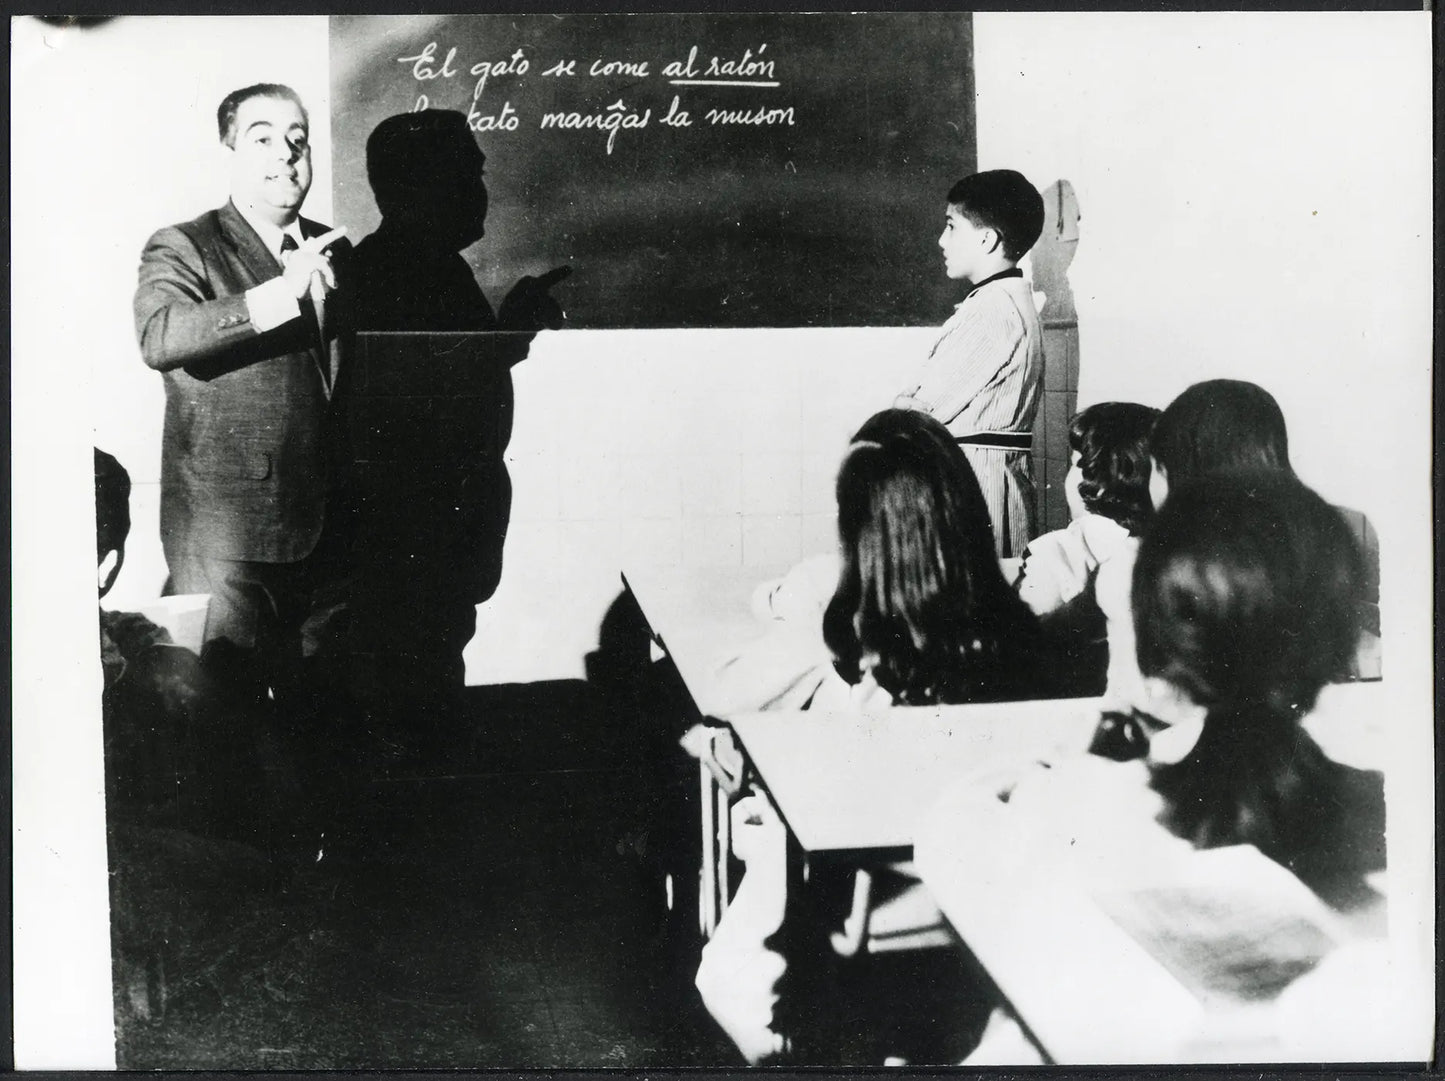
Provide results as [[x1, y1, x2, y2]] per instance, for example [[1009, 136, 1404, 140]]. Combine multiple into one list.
[[938, 206, 991, 282], [227, 94, 311, 225]]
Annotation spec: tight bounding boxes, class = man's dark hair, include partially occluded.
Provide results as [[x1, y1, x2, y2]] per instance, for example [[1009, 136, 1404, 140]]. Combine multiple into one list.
[[1150, 379, 1292, 485], [216, 83, 308, 148], [946, 169, 1046, 262], [1067, 402, 1161, 535]]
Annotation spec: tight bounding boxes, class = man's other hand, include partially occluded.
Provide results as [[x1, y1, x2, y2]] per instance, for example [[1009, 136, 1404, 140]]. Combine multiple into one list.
[[498, 265, 572, 333]]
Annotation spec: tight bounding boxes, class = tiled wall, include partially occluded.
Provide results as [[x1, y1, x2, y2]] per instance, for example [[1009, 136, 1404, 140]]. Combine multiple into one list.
[[108, 320, 1086, 685], [462, 327, 931, 682], [1029, 178, 1082, 535], [1032, 322, 1080, 535]]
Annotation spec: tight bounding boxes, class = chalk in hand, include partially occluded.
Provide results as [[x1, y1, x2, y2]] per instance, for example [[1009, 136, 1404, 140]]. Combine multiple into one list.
[[306, 226, 348, 256]]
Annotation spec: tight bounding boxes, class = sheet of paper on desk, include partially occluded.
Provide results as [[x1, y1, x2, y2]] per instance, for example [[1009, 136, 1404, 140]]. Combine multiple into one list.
[[1089, 845, 1346, 1006]]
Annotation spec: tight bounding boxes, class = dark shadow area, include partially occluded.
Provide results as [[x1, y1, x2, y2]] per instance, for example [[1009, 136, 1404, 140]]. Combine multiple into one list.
[[585, 587, 710, 952], [101, 436, 730, 1066], [333, 111, 567, 747], [332, 112, 569, 751], [108, 680, 738, 1068]]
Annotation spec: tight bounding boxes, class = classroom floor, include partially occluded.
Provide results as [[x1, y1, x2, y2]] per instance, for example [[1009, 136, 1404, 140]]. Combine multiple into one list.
[[106, 680, 739, 1069]]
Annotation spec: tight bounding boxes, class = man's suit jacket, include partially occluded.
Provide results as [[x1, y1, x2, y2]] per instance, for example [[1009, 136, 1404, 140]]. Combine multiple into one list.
[[135, 200, 350, 565]]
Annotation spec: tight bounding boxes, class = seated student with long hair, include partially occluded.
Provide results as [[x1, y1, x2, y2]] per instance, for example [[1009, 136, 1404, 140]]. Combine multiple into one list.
[[1014, 401, 1159, 701], [1145, 377, 1379, 678], [916, 473, 1386, 1063], [711, 408, 1053, 714], [695, 409, 1060, 1065], [1146, 378, 1291, 506]]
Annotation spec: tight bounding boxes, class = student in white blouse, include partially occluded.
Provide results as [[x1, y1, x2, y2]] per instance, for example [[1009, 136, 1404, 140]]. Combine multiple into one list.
[[1014, 402, 1159, 705]]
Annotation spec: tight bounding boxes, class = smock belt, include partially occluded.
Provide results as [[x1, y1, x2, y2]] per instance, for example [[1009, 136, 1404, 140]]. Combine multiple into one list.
[[955, 431, 1033, 451]]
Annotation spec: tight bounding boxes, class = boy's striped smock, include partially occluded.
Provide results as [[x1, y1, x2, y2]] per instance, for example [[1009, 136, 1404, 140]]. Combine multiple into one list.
[[897, 271, 1044, 559]]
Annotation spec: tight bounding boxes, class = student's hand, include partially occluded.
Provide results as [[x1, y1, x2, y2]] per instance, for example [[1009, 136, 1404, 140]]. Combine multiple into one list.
[[730, 790, 787, 867], [498, 265, 571, 333], [282, 228, 347, 301]]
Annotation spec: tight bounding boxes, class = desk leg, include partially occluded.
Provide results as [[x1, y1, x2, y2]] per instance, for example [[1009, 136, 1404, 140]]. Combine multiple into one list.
[[716, 777, 731, 917], [699, 762, 718, 937]]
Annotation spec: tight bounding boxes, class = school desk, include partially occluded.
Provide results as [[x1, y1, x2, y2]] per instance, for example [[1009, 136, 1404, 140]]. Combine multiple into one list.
[[621, 563, 791, 716], [621, 562, 791, 935], [907, 678, 1394, 1064], [914, 796, 1390, 1064], [726, 698, 1102, 861]]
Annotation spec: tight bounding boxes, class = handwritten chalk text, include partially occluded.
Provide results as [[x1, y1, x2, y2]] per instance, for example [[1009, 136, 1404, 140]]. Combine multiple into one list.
[[398, 42, 458, 81], [467, 99, 519, 132], [706, 104, 795, 126], [470, 49, 529, 100], [539, 98, 651, 154], [589, 58, 650, 78], [660, 96, 692, 127], [397, 40, 795, 146]]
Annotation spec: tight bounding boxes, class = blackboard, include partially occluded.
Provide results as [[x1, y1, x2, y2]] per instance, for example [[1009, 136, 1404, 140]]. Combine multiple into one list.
[[330, 13, 975, 329]]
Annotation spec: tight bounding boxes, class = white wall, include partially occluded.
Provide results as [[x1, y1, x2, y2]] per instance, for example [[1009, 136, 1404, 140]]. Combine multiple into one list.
[[974, 12, 1432, 522], [11, 15, 332, 1068], [13, 12, 1434, 1065]]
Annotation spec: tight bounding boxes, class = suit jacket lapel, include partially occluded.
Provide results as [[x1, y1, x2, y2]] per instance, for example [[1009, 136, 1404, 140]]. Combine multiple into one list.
[[219, 200, 284, 285]]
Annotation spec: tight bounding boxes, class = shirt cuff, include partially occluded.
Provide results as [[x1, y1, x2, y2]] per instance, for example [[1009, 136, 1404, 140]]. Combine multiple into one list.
[[245, 277, 301, 332]]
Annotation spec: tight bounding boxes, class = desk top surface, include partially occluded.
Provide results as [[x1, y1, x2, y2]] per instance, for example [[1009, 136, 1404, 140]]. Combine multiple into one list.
[[622, 562, 791, 715], [728, 698, 1104, 855]]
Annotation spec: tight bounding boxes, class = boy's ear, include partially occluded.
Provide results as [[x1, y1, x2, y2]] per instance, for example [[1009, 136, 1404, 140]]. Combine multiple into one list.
[[981, 227, 1004, 254]]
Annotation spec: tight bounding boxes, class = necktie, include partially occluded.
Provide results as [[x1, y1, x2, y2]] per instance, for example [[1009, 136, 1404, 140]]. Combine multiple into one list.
[[279, 234, 331, 392]]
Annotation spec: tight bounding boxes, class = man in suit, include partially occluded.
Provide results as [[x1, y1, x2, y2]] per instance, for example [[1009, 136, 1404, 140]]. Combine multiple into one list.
[[134, 83, 349, 713]]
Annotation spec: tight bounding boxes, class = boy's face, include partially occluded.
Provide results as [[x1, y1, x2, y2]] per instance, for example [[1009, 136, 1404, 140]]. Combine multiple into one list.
[[938, 206, 992, 282], [1148, 458, 1169, 510], [1065, 450, 1086, 521]]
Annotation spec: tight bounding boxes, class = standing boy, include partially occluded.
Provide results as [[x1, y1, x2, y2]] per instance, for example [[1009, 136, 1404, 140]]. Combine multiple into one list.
[[896, 169, 1046, 559]]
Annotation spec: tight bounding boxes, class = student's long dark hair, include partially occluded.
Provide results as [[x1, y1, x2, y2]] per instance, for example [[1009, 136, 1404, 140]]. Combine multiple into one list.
[[1133, 475, 1382, 892], [1149, 379, 1292, 484], [1068, 402, 1160, 535], [822, 409, 1045, 706]]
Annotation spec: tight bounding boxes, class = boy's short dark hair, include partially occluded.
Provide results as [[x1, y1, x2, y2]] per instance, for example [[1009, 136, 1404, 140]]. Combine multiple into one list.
[[947, 169, 1046, 262], [1068, 402, 1161, 535], [1150, 379, 1292, 485], [216, 83, 308, 148]]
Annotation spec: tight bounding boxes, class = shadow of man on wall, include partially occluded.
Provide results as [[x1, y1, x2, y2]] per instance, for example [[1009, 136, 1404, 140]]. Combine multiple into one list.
[[340, 109, 570, 752]]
